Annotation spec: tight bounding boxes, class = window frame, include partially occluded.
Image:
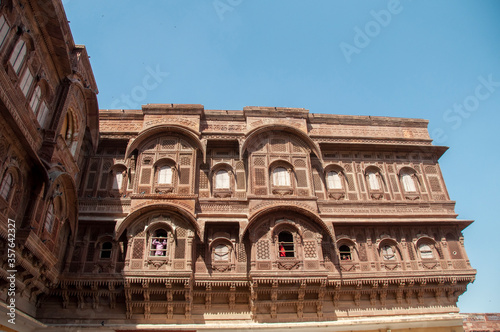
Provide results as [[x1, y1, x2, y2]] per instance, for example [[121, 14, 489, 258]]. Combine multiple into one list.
[[9, 38, 27, 74], [418, 242, 435, 259], [272, 167, 291, 187], [0, 15, 10, 50], [277, 231, 295, 258], [44, 202, 55, 233], [100, 241, 113, 259], [339, 244, 352, 261], [149, 229, 169, 258], [0, 172, 13, 201]]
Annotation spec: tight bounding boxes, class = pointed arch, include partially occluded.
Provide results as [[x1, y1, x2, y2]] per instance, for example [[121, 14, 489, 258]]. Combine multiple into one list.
[[243, 205, 333, 242], [115, 203, 200, 240], [241, 125, 322, 162], [125, 124, 204, 159]]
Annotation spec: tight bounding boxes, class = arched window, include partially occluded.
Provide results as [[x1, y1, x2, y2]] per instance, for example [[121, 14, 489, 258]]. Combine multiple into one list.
[[0, 172, 13, 200], [44, 203, 55, 233], [273, 167, 290, 186], [278, 231, 294, 257], [100, 242, 113, 259], [0, 15, 10, 49], [60, 111, 74, 144], [150, 229, 168, 257], [327, 171, 342, 189], [29, 85, 41, 113], [381, 245, 396, 260], [339, 245, 352, 261], [9, 39, 27, 74], [158, 165, 172, 185], [418, 243, 434, 259], [401, 173, 416, 192], [112, 171, 123, 190], [213, 244, 230, 261], [215, 170, 230, 189], [367, 171, 380, 190]]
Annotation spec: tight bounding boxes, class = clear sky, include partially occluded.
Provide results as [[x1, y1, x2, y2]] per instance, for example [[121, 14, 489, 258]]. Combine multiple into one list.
[[63, 0, 500, 313]]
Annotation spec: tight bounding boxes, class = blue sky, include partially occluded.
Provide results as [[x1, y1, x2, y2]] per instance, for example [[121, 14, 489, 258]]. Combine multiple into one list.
[[63, 0, 500, 313]]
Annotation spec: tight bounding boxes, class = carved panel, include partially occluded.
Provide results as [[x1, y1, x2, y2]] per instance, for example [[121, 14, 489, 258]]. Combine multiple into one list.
[[256, 240, 270, 260], [133, 239, 144, 259]]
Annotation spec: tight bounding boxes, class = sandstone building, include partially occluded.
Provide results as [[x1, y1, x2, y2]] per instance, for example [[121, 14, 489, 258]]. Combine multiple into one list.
[[0, 1, 476, 331]]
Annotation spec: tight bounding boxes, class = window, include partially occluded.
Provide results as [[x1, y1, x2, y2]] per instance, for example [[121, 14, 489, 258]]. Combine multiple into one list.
[[0, 15, 10, 49], [9, 39, 27, 74], [112, 171, 123, 190], [278, 231, 294, 258], [158, 166, 172, 185], [100, 242, 113, 259], [418, 243, 434, 259], [339, 245, 351, 261], [402, 173, 416, 192], [367, 171, 380, 190], [0, 172, 13, 200], [327, 171, 342, 189], [273, 167, 290, 186], [150, 229, 168, 256], [29, 85, 41, 112], [44, 203, 55, 233], [381, 245, 396, 260], [19, 69, 33, 96], [214, 244, 229, 261], [37, 102, 49, 127], [215, 170, 230, 189]]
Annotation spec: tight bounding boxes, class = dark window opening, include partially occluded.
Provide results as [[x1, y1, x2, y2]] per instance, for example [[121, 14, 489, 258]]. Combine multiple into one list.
[[150, 229, 168, 257], [278, 231, 294, 258], [100, 241, 113, 259], [339, 245, 352, 261]]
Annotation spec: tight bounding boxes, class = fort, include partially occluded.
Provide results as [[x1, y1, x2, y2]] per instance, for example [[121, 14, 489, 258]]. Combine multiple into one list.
[[0, 1, 476, 331]]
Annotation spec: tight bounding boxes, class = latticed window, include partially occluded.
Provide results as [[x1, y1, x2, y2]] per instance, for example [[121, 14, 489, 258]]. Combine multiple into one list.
[[150, 229, 168, 256], [381, 245, 396, 260], [215, 170, 230, 189], [214, 244, 230, 261], [158, 166, 172, 185], [44, 203, 55, 233], [0, 173, 13, 200], [367, 171, 380, 190], [327, 171, 342, 189], [278, 231, 294, 258], [9, 39, 27, 74], [339, 245, 352, 261], [402, 173, 416, 192], [418, 243, 434, 259], [100, 242, 113, 259], [273, 167, 290, 186]]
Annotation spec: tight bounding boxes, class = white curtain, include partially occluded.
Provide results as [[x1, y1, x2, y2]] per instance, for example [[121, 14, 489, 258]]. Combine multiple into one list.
[[273, 167, 290, 186], [368, 172, 380, 190], [215, 170, 230, 189], [112, 171, 123, 190], [327, 171, 342, 189], [158, 166, 172, 184], [402, 173, 416, 192]]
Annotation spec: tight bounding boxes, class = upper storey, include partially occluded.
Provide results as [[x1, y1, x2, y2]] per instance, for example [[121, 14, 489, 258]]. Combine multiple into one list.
[[90, 105, 451, 208]]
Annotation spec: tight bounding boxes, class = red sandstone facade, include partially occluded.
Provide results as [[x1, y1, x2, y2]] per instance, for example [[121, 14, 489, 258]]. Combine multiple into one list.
[[0, 1, 477, 331]]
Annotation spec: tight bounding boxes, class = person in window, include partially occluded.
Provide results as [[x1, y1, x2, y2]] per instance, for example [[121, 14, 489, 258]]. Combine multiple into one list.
[[279, 243, 286, 257], [152, 238, 168, 256]]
